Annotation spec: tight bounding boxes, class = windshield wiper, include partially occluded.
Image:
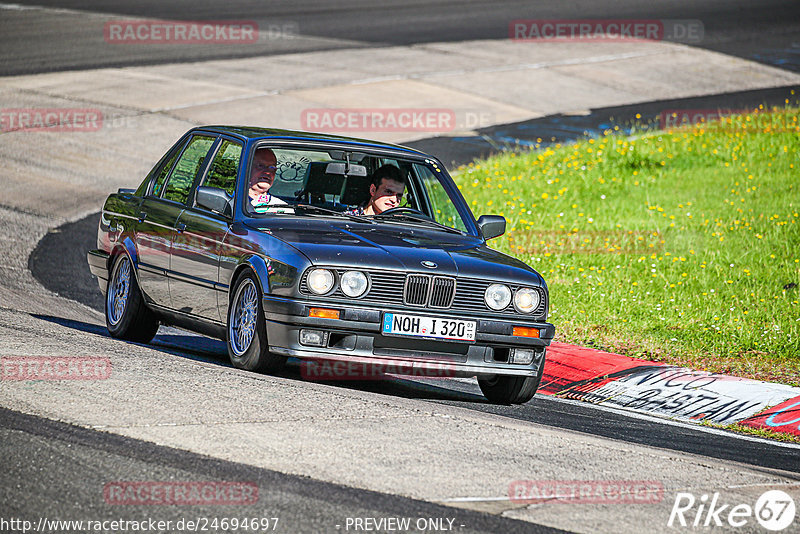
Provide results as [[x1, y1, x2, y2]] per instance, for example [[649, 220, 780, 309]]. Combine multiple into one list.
[[372, 212, 465, 234], [293, 204, 373, 223]]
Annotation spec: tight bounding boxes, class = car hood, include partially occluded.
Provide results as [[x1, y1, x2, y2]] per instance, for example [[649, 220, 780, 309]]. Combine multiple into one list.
[[245, 218, 543, 285]]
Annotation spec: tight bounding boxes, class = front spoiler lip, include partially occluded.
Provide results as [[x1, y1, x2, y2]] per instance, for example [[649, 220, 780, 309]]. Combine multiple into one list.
[[272, 348, 538, 378]]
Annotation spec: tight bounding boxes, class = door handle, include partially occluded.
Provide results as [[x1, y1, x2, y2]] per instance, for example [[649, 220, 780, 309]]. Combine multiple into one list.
[[137, 211, 147, 223], [176, 222, 186, 233]]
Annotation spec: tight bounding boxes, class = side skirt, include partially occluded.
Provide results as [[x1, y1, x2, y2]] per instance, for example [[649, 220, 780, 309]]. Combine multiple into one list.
[[148, 303, 227, 341]]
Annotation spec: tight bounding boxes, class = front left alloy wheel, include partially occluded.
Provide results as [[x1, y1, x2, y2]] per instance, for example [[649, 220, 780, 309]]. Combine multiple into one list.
[[227, 270, 286, 372]]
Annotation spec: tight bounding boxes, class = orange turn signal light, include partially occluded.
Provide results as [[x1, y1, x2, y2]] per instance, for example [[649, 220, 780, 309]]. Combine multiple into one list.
[[512, 326, 540, 338], [309, 308, 340, 320]]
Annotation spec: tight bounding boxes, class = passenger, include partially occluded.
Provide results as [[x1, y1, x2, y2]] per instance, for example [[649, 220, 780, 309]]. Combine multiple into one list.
[[249, 148, 290, 212], [347, 164, 406, 216]]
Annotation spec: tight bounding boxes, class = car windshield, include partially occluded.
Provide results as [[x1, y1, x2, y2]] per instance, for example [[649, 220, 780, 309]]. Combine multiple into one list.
[[244, 146, 471, 233]]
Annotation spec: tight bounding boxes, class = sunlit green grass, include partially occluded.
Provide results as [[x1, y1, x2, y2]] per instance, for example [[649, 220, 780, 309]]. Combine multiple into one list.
[[454, 103, 800, 385]]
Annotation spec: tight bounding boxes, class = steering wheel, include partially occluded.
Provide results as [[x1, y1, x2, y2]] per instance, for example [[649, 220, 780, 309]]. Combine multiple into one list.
[[378, 207, 431, 219]]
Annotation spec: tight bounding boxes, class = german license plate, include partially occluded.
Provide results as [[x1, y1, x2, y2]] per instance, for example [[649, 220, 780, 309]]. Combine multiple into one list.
[[382, 313, 476, 342]]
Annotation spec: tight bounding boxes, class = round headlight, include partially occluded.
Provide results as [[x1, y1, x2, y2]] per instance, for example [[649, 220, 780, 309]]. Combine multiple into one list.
[[484, 284, 512, 310], [340, 271, 368, 297], [514, 287, 541, 314], [307, 268, 334, 295]]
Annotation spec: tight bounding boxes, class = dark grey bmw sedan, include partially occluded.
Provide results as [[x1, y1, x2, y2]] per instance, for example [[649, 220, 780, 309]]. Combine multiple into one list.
[[88, 126, 555, 404]]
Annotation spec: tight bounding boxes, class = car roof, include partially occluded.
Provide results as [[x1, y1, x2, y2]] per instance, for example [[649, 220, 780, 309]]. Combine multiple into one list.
[[195, 126, 428, 157]]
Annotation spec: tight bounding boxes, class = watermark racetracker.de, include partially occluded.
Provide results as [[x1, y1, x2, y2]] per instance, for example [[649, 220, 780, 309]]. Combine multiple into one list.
[[510, 19, 704, 44], [509, 479, 664, 504], [1, 108, 102, 133], [660, 108, 799, 132], [300, 108, 496, 133], [514, 229, 665, 256], [104, 20, 298, 44], [104, 481, 259, 506], [300, 359, 458, 381], [0, 108, 140, 133]]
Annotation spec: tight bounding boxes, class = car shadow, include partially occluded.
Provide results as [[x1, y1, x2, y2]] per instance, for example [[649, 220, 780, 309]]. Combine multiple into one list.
[[297, 372, 486, 403], [32, 314, 231, 367], [30, 313, 486, 403]]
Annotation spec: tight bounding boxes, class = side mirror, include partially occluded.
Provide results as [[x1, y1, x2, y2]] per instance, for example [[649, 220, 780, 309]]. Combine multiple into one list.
[[477, 215, 506, 240], [196, 186, 232, 217]]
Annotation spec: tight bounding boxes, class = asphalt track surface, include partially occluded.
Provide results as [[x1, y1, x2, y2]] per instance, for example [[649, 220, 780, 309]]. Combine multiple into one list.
[[0, 407, 564, 534], [407, 85, 800, 166], [2, 0, 800, 75]]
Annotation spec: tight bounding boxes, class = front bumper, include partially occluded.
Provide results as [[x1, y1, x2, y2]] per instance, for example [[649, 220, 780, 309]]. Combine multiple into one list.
[[263, 295, 555, 378]]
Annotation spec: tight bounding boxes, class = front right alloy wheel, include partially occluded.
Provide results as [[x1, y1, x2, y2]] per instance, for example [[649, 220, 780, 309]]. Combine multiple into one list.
[[227, 271, 285, 373]]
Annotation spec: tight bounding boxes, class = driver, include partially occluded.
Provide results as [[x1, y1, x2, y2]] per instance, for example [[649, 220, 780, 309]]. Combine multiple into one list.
[[347, 164, 406, 216], [249, 148, 290, 213]]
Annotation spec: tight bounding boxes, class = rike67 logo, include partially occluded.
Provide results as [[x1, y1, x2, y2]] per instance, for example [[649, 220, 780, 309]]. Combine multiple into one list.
[[668, 490, 796, 531]]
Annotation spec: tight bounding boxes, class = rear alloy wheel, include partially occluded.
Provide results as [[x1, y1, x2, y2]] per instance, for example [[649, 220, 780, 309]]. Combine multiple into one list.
[[227, 271, 285, 372], [105, 254, 159, 343], [478, 351, 546, 405]]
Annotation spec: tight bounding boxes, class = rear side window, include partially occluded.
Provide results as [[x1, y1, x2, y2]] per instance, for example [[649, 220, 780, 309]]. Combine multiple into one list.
[[163, 135, 215, 204], [202, 139, 242, 196]]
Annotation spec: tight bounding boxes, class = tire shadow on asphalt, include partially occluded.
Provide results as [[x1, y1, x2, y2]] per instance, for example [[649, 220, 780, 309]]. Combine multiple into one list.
[[29, 313, 485, 404]]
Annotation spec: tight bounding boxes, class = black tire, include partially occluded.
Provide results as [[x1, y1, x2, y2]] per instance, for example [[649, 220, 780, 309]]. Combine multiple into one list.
[[105, 254, 159, 343], [478, 350, 546, 405], [226, 270, 286, 372]]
